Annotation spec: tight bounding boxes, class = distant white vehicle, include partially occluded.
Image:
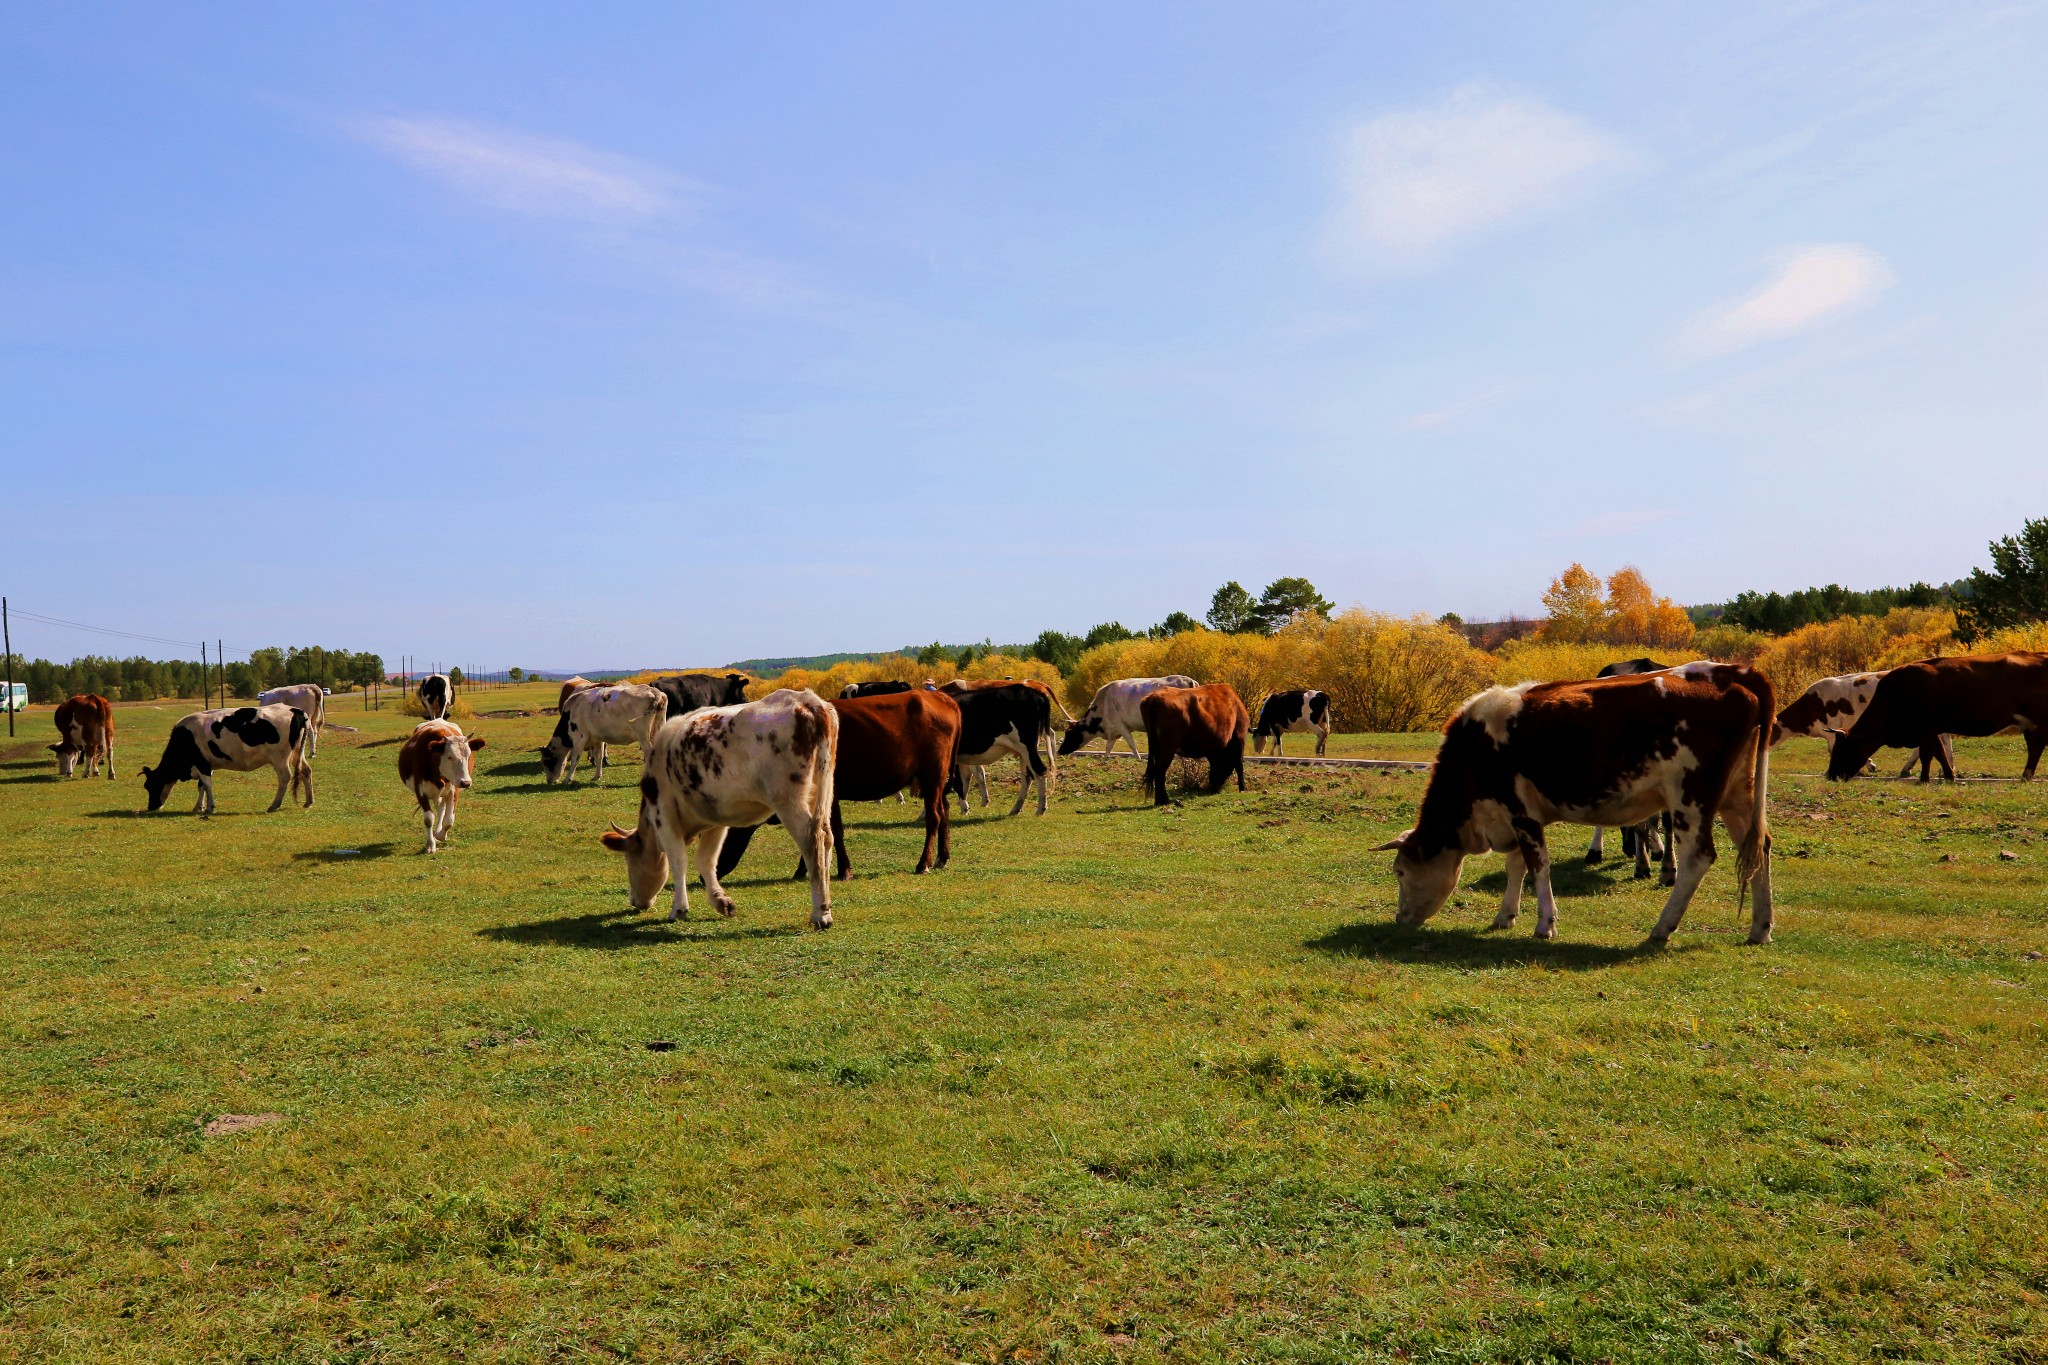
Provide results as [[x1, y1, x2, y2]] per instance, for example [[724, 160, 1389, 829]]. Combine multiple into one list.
[[2, 682, 26, 713]]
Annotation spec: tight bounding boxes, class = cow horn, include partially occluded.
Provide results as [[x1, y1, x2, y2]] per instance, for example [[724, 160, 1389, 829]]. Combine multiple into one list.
[[1370, 828, 1414, 852], [608, 821, 629, 836]]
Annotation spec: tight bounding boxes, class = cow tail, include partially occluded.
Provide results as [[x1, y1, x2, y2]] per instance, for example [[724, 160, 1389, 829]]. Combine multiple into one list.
[[1734, 668, 1775, 904], [809, 701, 838, 875]]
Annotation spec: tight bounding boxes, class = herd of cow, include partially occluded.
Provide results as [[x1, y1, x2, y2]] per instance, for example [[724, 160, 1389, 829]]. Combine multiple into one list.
[[35, 648, 2048, 943]]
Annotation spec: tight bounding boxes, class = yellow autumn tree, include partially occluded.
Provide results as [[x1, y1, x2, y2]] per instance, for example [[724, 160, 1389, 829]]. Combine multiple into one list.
[[1604, 566, 1696, 649], [1539, 564, 1607, 643]]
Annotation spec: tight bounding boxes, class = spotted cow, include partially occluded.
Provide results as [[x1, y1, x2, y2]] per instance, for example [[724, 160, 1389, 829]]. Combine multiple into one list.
[[1775, 670, 1953, 780], [1377, 662, 1776, 944], [1826, 652, 2048, 783], [1252, 689, 1332, 757], [540, 683, 667, 784], [141, 704, 313, 815], [397, 719, 487, 853]]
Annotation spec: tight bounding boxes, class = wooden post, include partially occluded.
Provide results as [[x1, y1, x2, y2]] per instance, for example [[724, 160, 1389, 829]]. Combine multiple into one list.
[[201, 641, 208, 710]]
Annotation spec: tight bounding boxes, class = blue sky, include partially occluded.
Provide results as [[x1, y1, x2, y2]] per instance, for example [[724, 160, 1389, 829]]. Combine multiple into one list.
[[3, 2, 2043, 670]]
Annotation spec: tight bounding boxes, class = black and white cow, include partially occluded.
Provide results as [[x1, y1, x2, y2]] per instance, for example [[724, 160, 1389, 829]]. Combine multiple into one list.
[[141, 704, 313, 815], [599, 688, 840, 930], [649, 672, 751, 718], [1253, 689, 1332, 756], [945, 683, 1054, 816], [841, 680, 912, 699], [257, 683, 327, 755], [417, 673, 453, 721], [541, 683, 668, 784]]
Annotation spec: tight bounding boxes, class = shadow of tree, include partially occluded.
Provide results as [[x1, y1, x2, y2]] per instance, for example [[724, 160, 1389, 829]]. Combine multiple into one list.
[[292, 842, 398, 863], [478, 908, 806, 949], [1305, 920, 1674, 970]]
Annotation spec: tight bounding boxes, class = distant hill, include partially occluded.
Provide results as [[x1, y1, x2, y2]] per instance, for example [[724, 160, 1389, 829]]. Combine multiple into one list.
[[731, 644, 1038, 678]]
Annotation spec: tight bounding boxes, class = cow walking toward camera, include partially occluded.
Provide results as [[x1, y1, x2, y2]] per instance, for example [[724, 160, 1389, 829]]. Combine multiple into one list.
[[1061, 675, 1197, 758], [398, 719, 487, 853], [258, 683, 327, 756], [141, 704, 313, 815], [1377, 662, 1775, 944], [541, 683, 667, 784], [1825, 652, 2048, 783], [50, 693, 115, 778], [1253, 689, 1331, 756], [417, 673, 453, 720], [1139, 683, 1249, 806], [600, 688, 839, 930]]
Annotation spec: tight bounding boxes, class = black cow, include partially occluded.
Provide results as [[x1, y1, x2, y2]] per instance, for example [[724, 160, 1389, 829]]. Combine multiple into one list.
[[649, 672, 751, 719], [841, 680, 913, 699], [946, 683, 1054, 816]]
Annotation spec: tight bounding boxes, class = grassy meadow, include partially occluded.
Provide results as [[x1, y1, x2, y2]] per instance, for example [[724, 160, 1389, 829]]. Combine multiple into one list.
[[1, 685, 2045, 1362]]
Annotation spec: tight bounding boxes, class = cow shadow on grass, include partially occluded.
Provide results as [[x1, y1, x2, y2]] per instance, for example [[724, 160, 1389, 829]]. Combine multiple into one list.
[[480, 907, 805, 949], [0, 771, 57, 785], [357, 736, 405, 749], [488, 758, 548, 778], [1306, 921, 1671, 970], [293, 842, 397, 863]]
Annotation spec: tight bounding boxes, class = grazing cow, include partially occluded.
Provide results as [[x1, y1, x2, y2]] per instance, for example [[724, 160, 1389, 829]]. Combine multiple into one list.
[[417, 673, 453, 720], [649, 672, 752, 719], [557, 676, 596, 711], [841, 680, 912, 698], [49, 693, 115, 778], [1138, 683, 1250, 806], [716, 689, 963, 879], [1059, 675, 1199, 758], [397, 719, 487, 853], [258, 683, 327, 756], [1581, 658, 1674, 878], [141, 704, 313, 815], [1376, 662, 1776, 944], [1253, 689, 1332, 757], [600, 689, 840, 930], [540, 683, 667, 784], [1826, 652, 2048, 783], [944, 683, 1054, 816], [939, 677, 1070, 804], [1775, 671, 1953, 780]]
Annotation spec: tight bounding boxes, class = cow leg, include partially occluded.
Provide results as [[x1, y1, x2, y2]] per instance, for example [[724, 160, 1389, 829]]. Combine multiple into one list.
[[422, 799, 439, 854], [267, 760, 290, 813], [1660, 812, 1676, 886], [1233, 739, 1247, 792], [2023, 726, 2046, 781], [1521, 832, 1561, 940], [1030, 747, 1049, 816], [715, 823, 757, 878], [1271, 733, 1283, 756], [955, 766, 975, 816], [695, 829, 737, 916], [1647, 810, 1715, 944], [1632, 820, 1654, 880], [831, 800, 853, 879], [1122, 731, 1142, 759], [1490, 848, 1526, 930], [441, 787, 457, 839], [917, 779, 944, 873], [975, 765, 991, 808], [297, 758, 315, 808], [592, 741, 607, 784], [1007, 753, 1033, 817], [660, 823, 694, 922], [1584, 826, 1604, 863], [1315, 726, 1328, 758], [777, 810, 833, 930]]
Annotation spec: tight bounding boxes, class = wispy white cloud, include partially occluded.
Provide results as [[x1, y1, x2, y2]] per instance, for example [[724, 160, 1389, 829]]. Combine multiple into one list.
[[1566, 508, 1678, 538], [1681, 244, 1892, 356], [351, 115, 687, 222], [1326, 83, 1636, 271], [1399, 382, 1521, 431]]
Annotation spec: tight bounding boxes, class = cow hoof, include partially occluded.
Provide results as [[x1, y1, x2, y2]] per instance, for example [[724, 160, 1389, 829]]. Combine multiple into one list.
[[712, 897, 736, 917], [1488, 915, 1516, 931], [1632, 867, 1651, 881], [1583, 853, 1602, 865], [1533, 927, 1556, 941], [1746, 931, 1773, 946], [1645, 931, 1670, 948], [812, 912, 833, 931]]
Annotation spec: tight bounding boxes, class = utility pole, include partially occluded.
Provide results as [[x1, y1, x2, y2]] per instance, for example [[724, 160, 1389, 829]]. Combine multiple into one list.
[[3, 596, 14, 738], [218, 640, 225, 707], [201, 641, 208, 709]]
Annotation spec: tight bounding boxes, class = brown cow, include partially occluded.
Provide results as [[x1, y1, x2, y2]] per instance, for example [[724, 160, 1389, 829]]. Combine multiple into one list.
[[397, 719, 488, 853], [1825, 652, 2048, 782], [716, 689, 964, 878], [1138, 683, 1250, 806], [1376, 662, 1775, 944], [50, 693, 116, 778], [557, 676, 596, 711]]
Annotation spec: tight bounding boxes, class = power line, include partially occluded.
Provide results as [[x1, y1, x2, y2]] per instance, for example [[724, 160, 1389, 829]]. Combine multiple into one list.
[[5, 608, 205, 652]]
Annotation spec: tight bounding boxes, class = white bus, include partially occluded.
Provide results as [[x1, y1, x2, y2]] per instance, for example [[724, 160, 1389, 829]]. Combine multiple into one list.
[[1, 682, 25, 714]]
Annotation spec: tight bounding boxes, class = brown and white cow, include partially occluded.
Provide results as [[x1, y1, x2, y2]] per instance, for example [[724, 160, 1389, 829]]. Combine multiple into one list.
[[599, 688, 840, 930], [1377, 662, 1775, 944], [1776, 670, 1953, 780], [257, 684, 328, 756], [141, 704, 314, 815], [50, 693, 115, 778], [716, 688, 965, 879], [558, 676, 596, 711], [1138, 683, 1250, 806], [397, 719, 488, 853], [1825, 652, 2048, 783], [540, 683, 668, 784]]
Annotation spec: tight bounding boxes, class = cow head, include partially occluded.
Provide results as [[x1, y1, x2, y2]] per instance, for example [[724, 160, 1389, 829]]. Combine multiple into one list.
[[1822, 727, 1876, 782], [1057, 713, 1104, 755], [431, 732, 487, 790], [49, 740, 81, 777], [721, 673, 750, 704], [538, 714, 575, 783], [600, 817, 670, 910], [140, 764, 178, 812], [1373, 829, 1465, 925]]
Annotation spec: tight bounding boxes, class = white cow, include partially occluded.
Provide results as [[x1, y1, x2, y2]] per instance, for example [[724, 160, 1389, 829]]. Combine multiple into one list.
[[541, 683, 667, 784], [258, 683, 327, 756], [1773, 670, 1953, 779], [600, 688, 839, 930], [398, 719, 487, 853], [140, 703, 313, 815], [1057, 675, 1197, 758]]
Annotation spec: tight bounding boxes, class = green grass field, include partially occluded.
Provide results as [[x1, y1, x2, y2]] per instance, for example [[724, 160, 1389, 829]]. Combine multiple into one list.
[[2, 687, 2045, 1362]]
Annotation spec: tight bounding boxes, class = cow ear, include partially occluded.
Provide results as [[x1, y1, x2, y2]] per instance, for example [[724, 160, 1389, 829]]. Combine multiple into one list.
[[599, 822, 636, 852], [1824, 726, 1847, 740], [47, 744, 60, 752], [469, 735, 487, 749], [1371, 828, 1415, 852]]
